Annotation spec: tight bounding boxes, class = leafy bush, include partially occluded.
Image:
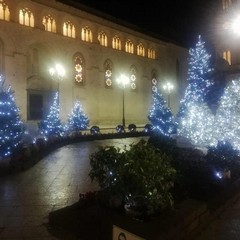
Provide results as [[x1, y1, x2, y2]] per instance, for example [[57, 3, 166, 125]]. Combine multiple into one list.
[[171, 148, 219, 201], [205, 141, 240, 179], [89, 139, 176, 212], [148, 132, 177, 156], [148, 133, 227, 201], [89, 145, 125, 195], [123, 139, 176, 211]]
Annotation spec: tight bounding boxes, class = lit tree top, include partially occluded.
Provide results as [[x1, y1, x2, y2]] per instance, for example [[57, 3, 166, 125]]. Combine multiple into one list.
[[176, 35, 216, 147], [67, 100, 89, 132], [38, 92, 63, 137], [180, 35, 214, 110], [148, 87, 176, 136]]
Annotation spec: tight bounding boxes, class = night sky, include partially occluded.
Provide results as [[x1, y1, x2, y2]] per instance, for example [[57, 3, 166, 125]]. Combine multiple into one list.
[[62, 0, 219, 49]]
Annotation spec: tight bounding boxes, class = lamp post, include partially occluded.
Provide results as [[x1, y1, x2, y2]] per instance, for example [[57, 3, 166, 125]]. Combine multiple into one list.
[[116, 74, 130, 128], [49, 63, 65, 104], [231, 15, 240, 35], [163, 82, 174, 108]]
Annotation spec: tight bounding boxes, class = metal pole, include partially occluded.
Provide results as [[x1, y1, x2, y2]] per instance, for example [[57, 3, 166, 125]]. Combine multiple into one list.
[[168, 93, 170, 108], [58, 80, 60, 105], [122, 87, 125, 127]]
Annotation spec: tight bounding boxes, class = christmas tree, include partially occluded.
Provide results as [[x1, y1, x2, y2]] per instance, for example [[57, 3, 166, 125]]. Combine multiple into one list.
[[214, 79, 240, 151], [66, 101, 89, 132], [177, 35, 215, 147], [148, 87, 176, 136], [0, 76, 23, 158], [178, 102, 216, 147], [38, 92, 63, 137]]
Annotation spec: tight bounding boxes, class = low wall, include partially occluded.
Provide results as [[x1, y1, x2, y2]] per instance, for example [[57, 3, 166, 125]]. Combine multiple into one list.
[[112, 178, 240, 240]]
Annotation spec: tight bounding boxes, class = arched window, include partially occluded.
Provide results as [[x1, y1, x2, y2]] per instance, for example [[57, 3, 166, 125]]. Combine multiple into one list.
[[112, 35, 121, 50], [19, 8, 34, 27], [222, 0, 232, 10], [151, 71, 158, 92], [63, 21, 75, 38], [104, 60, 113, 88], [223, 50, 231, 65], [137, 43, 145, 57], [129, 66, 137, 91], [74, 54, 85, 85], [125, 39, 134, 54], [98, 31, 107, 46], [81, 26, 93, 42], [148, 48, 156, 59], [43, 15, 56, 33], [0, 0, 10, 21]]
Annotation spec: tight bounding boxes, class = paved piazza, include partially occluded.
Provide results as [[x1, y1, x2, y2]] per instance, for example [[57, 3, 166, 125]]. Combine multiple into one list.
[[0, 137, 147, 239], [1, 136, 240, 240]]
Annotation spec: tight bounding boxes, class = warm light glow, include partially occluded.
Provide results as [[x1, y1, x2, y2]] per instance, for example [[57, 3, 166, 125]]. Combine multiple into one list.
[[81, 26, 93, 42], [163, 82, 174, 94], [232, 15, 240, 35], [117, 74, 130, 88], [63, 21, 75, 38], [49, 63, 65, 80]]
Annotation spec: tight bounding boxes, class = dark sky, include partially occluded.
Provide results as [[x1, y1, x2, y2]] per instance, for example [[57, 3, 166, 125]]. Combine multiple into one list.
[[61, 0, 219, 49]]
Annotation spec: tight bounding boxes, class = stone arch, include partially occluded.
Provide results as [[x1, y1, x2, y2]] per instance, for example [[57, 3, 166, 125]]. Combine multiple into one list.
[[73, 52, 86, 86], [103, 59, 114, 88], [26, 75, 51, 90]]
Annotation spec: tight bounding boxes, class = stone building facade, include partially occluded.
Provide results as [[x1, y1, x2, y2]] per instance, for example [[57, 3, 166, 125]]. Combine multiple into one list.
[[0, 0, 188, 132]]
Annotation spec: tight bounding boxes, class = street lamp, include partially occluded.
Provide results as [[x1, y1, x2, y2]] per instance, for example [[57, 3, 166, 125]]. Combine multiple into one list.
[[231, 15, 240, 35], [163, 82, 174, 108], [116, 74, 130, 128], [49, 63, 65, 103]]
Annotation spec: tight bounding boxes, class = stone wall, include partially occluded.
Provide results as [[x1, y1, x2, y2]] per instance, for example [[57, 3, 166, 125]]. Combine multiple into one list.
[[0, 0, 188, 133]]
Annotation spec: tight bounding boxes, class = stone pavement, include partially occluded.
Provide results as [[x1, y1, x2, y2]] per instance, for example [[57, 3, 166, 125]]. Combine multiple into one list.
[[2, 136, 240, 240], [0, 137, 145, 240], [193, 196, 240, 240]]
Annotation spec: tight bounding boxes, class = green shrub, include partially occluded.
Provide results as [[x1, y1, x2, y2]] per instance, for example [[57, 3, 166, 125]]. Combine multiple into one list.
[[148, 132, 177, 156], [89, 145, 125, 195], [123, 139, 176, 211], [89, 138, 176, 212], [205, 141, 240, 179]]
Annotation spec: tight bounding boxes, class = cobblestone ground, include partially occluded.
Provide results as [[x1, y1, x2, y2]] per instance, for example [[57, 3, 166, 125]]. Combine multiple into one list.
[[193, 198, 240, 240], [0, 137, 146, 240]]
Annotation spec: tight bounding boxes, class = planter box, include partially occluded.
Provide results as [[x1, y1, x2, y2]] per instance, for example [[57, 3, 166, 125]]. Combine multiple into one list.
[[48, 177, 240, 240]]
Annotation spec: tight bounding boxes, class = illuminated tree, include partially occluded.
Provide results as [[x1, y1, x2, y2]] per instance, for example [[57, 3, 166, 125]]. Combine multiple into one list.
[[67, 101, 89, 132], [38, 92, 63, 137], [177, 35, 215, 147], [178, 103, 216, 147], [0, 76, 23, 158], [148, 87, 176, 136], [214, 79, 240, 151]]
